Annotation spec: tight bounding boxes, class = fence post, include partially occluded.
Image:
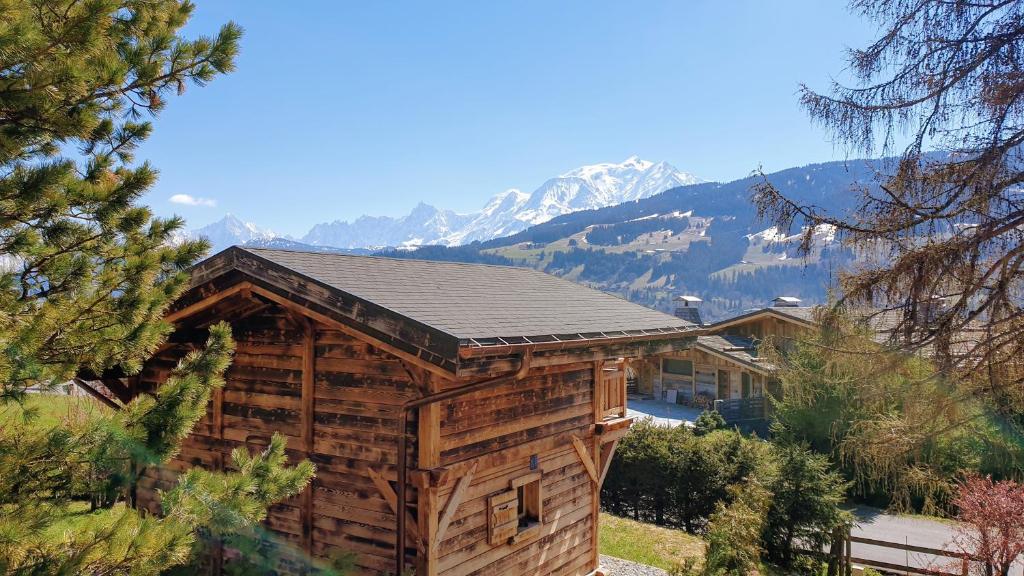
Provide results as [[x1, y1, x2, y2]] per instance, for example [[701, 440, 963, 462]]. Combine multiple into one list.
[[826, 527, 842, 576], [845, 528, 852, 576]]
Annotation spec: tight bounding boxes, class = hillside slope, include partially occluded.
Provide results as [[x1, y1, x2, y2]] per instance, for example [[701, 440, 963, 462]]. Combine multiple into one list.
[[377, 159, 884, 321]]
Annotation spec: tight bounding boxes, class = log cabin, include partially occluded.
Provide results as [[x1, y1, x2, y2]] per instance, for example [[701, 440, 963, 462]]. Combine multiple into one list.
[[91, 247, 701, 576]]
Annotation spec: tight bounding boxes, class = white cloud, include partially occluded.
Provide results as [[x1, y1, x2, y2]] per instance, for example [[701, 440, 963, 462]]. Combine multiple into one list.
[[169, 193, 216, 207]]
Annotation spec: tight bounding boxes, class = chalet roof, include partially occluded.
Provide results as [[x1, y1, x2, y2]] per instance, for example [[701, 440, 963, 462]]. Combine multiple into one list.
[[707, 305, 818, 331], [186, 248, 696, 358], [770, 306, 816, 323], [693, 334, 776, 374]]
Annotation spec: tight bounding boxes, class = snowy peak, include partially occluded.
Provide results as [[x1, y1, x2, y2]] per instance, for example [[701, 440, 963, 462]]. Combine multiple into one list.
[[184, 157, 702, 251], [187, 214, 277, 253], [299, 156, 702, 248], [515, 157, 702, 227]]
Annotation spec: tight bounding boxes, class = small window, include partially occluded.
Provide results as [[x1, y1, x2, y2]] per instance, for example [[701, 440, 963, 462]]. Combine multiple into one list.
[[663, 358, 693, 376], [488, 472, 543, 546], [512, 473, 542, 532]]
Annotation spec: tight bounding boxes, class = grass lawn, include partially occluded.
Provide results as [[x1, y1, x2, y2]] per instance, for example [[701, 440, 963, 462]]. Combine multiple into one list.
[[599, 512, 705, 570], [0, 392, 107, 427]]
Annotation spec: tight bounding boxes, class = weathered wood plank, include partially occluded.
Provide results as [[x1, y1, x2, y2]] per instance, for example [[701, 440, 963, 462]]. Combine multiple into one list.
[[435, 462, 476, 548], [571, 436, 599, 485]]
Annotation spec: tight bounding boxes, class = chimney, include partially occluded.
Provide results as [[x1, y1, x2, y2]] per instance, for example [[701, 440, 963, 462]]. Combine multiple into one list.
[[674, 295, 703, 325], [771, 296, 802, 308]]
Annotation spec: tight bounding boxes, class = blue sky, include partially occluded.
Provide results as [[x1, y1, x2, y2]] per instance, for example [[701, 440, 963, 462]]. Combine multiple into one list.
[[140, 1, 878, 237]]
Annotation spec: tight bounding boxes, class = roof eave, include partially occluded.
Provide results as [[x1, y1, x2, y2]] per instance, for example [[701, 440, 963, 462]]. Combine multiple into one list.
[[457, 326, 705, 358]]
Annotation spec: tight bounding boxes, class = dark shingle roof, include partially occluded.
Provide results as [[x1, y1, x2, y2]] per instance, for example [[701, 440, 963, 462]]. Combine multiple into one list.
[[238, 248, 694, 342], [767, 306, 817, 323], [694, 334, 776, 373], [674, 307, 703, 326]]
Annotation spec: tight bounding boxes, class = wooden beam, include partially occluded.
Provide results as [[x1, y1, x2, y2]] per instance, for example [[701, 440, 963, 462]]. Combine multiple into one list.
[[418, 483, 439, 576], [419, 402, 441, 470], [367, 466, 422, 543], [455, 337, 696, 378], [590, 432, 602, 574], [165, 281, 252, 323], [247, 283, 457, 382], [98, 377, 133, 404], [434, 462, 477, 548], [572, 436, 599, 484], [70, 378, 121, 410], [598, 438, 620, 486], [301, 318, 315, 453], [301, 317, 315, 553], [212, 386, 224, 441], [593, 360, 605, 423], [595, 415, 633, 435]]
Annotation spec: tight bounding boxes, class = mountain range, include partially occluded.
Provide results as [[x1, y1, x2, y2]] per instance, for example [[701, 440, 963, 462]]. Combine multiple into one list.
[[180, 156, 888, 320], [185, 156, 701, 252], [374, 158, 883, 320]]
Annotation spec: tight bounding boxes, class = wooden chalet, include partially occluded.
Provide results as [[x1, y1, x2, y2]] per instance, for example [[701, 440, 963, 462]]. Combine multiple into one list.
[[95, 247, 700, 576], [634, 297, 814, 406]]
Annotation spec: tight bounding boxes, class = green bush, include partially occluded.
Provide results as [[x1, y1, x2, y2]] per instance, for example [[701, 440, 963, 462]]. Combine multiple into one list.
[[602, 420, 776, 532], [603, 420, 851, 570], [702, 479, 772, 575], [762, 443, 850, 568], [693, 410, 727, 436]]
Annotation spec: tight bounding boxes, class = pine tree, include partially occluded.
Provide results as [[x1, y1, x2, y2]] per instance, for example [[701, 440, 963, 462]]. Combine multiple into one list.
[[0, 2, 315, 574]]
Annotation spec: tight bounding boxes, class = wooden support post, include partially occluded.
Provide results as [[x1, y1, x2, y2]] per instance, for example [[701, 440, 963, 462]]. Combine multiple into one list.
[[590, 359, 605, 576], [844, 529, 852, 576], [417, 373, 441, 470], [212, 387, 224, 444], [417, 483, 439, 576], [302, 319, 315, 453], [300, 318, 316, 554], [591, 433, 602, 575]]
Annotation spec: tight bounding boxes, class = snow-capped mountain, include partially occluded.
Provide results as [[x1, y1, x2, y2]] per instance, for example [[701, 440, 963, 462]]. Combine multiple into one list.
[[300, 156, 701, 249], [182, 214, 277, 253], [304, 202, 475, 249]]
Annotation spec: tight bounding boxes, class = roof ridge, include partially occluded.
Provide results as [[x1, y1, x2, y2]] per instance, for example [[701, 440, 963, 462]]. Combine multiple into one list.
[[240, 246, 554, 273]]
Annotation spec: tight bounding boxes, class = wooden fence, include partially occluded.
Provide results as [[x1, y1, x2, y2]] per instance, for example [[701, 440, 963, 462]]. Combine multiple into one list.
[[814, 529, 1013, 576], [713, 397, 771, 436]]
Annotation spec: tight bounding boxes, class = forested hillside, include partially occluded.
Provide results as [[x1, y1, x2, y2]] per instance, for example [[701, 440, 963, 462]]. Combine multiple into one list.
[[377, 158, 877, 320]]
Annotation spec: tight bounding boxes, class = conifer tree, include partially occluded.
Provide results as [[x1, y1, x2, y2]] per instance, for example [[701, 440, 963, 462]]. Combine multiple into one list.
[[752, 0, 1024, 403], [0, 2, 315, 574]]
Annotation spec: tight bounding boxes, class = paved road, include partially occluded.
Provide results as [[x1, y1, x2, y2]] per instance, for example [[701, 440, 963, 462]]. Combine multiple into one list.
[[850, 506, 1023, 575]]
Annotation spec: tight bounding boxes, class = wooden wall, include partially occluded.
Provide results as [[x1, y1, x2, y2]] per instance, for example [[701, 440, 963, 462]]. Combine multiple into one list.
[[650, 349, 763, 402], [136, 301, 612, 576], [431, 363, 598, 576], [136, 304, 420, 575]]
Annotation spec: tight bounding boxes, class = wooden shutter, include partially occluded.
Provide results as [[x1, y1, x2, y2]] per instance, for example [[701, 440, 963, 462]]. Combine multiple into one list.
[[488, 489, 518, 546]]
